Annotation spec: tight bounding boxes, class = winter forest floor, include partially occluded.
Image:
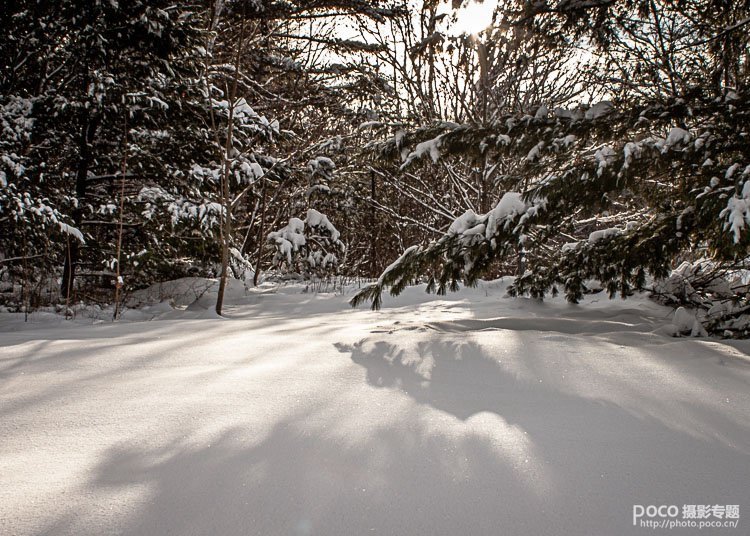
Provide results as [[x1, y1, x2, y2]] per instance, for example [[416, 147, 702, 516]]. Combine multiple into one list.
[[1, 280, 749, 536]]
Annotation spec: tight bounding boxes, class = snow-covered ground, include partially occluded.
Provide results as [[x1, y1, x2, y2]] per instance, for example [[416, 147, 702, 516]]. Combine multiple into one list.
[[1, 280, 748, 535]]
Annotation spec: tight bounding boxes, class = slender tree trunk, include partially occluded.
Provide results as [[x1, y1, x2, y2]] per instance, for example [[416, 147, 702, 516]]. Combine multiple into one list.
[[61, 106, 96, 299], [215, 11, 246, 315], [370, 169, 377, 277], [215, 121, 234, 314], [113, 110, 128, 320], [216, 166, 233, 314], [252, 183, 267, 287]]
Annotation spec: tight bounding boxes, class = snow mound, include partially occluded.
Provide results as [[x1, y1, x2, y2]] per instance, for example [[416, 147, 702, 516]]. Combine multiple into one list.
[[127, 277, 247, 308], [1, 280, 748, 536]]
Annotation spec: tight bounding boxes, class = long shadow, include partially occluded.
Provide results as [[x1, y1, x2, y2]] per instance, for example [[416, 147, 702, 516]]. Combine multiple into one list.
[[27, 335, 748, 536], [85, 418, 549, 535], [337, 330, 750, 443], [332, 335, 750, 532], [0, 316, 343, 423], [337, 336, 750, 435], [5, 294, 750, 535]]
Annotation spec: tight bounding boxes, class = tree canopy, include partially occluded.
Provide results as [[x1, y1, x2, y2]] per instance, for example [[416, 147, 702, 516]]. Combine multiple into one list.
[[1, 0, 749, 334]]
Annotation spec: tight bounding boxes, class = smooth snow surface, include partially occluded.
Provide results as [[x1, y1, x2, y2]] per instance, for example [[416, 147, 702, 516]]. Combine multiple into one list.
[[1, 280, 749, 536]]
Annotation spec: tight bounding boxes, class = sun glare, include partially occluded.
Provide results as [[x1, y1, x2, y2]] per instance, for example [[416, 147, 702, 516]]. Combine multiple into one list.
[[451, 0, 498, 36]]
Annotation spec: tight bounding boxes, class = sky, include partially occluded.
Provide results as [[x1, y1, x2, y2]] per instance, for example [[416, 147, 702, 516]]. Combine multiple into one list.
[[448, 0, 499, 36]]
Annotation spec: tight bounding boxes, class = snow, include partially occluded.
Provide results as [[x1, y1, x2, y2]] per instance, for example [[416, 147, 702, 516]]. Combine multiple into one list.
[[663, 127, 691, 151], [622, 141, 641, 170], [357, 121, 383, 130], [444, 193, 529, 245], [267, 217, 306, 264], [1, 279, 748, 536], [402, 135, 444, 167], [305, 208, 340, 242], [487, 191, 526, 224], [127, 277, 240, 308], [2, 153, 26, 178], [58, 221, 86, 244], [148, 96, 169, 110], [306, 184, 331, 197], [671, 307, 709, 338], [462, 222, 486, 236], [240, 161, 264, 180], [673, 306, 697, 332], [726, 163, 740, 179], [447, 209, 479, 235], [308, 156, 336, 174], [584, 101, 614, 120], [526, 141, 544, 162], [721, 181, 750, 243], [267, 210, 344, 274], [377, 245, 419, 285], [588, 227, 623, 243], [594, 145, 616, 176], [554, 107, 584, 121]]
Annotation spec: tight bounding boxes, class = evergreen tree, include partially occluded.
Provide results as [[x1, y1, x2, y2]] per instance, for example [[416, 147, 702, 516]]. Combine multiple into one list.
[[0, 0, 205, 304], [352, 0, 750, 336]]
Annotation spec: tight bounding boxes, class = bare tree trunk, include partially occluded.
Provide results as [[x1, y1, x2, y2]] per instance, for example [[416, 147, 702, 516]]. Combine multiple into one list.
[[215, 11, 246, 315], [252, 182, 267, 287], [62, 103, 97, 299], [113, 110, 128, 320], [370, 169, 377, 277]]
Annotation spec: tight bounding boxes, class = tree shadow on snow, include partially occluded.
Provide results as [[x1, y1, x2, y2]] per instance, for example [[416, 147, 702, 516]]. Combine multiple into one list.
[[37, 334, 750, 536]]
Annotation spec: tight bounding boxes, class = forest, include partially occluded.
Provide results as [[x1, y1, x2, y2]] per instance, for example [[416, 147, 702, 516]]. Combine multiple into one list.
[[1, 0, 749, 334], [2, 2, 750, 535]]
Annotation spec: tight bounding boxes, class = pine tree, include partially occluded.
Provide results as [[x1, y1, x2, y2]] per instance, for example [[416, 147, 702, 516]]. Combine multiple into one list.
[[0, 0, 206, 304], [352, 0, 750, 336]]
